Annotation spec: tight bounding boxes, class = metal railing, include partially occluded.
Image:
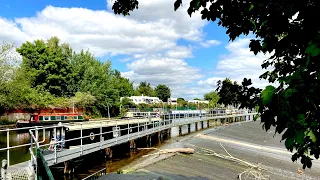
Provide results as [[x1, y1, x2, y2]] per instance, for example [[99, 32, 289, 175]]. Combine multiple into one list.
[[0, 110, 257, 168]]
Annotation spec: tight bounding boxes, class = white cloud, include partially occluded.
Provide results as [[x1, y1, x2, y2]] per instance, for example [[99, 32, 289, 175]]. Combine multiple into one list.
[[122, 58, 203, 86], [200, 40, 221, 48], [165, 46, 193, 59], [198, 38, 272, 89], [0, 1, 220, 99]]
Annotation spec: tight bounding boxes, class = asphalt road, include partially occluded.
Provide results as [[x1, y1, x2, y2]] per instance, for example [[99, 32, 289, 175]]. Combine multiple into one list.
[[100, 121, 320, 180]]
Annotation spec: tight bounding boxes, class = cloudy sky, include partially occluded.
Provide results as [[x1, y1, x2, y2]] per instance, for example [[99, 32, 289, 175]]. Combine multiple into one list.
[[0, 0, 270, 100]]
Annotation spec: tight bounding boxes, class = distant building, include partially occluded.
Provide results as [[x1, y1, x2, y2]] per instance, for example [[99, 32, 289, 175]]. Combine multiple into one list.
[[187, 100, 209, 104], [167, 97, 178, 105], [120, 95, 162, 105]]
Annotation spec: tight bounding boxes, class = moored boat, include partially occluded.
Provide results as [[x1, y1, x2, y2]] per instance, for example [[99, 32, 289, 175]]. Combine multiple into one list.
[[16, 112, 87, 127]]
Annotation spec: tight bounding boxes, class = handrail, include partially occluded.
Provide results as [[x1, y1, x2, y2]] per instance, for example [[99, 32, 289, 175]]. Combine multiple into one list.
[[0, 111, 257, 168]]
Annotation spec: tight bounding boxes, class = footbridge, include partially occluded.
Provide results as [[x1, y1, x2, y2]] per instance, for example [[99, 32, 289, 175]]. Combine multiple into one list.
[[0, 111, 257, 179]]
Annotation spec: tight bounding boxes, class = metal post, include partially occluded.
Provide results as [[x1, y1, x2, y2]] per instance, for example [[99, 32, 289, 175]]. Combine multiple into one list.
[[6, 129, 9, 166], [54, 127, 57, 164], [128, 118, 130, 141], [80, 123, 83, 155], [100, 121, 102, 149], [116, 120, 118, 143], [107, 104, 110, 120], [138, 118, 140, 138], [1, 159, 7, 180]]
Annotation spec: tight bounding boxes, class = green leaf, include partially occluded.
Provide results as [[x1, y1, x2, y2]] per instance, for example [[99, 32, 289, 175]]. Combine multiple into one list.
[[174, 0, 182, 11], [261, 85, 276, 105], [306, 130, 317, 143], [284, 88, 296, 99], [249, 4, 254, 11], [295, 130, 305, 145], [253, 114, 260, 121], [285, 135, 294, 149], [305, 44, 320, 57]]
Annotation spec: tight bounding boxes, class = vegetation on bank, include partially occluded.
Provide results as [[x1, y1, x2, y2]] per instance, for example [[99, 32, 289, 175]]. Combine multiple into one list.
[[0, 38, 175, 118], [0, 38, 219, 119]]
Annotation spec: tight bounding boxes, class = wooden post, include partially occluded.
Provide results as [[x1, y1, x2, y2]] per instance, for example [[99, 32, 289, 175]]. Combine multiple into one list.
[[188, 124, 191, 133], [207, 120, 209, 128], [179, 126, 182, 136], [201, 121, 204, 129], [195, 122, 198, 131]]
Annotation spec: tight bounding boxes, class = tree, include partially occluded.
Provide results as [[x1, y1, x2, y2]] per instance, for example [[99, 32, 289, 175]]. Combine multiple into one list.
[[194, 98, 200, 100], [216, 78, 241, 106], [204, 91, 220, 107], [177, 98, 187, 107], [154, 84, 171, 102], [16, 37, 72, 96], [134, 81, 154, 96], [111, 0, 320, 168]]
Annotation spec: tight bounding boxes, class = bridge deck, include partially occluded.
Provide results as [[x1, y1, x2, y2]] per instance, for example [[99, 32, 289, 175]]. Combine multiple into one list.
[[7, 113, 256, 172]]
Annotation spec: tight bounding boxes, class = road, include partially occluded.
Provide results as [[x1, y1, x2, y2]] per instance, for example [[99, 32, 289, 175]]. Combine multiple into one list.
[[100, 121, 320, 180]]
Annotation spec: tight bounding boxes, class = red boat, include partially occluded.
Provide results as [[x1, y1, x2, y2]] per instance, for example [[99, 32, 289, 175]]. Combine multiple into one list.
[[16, 112, 88, 127]]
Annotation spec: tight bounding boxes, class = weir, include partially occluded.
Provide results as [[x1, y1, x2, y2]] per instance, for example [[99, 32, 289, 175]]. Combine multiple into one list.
[[0, 112, 257, 179]]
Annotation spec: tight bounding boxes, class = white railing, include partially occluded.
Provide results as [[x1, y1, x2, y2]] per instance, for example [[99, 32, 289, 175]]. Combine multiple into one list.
[[0, 110, 257, 168]]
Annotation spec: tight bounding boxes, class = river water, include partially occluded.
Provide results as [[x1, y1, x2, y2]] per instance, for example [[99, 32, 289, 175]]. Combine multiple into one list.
[[0, 117, 247, 179]]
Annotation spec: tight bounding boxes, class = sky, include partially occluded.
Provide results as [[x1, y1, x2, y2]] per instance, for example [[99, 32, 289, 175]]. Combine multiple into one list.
[[0, 0, 270, 100]]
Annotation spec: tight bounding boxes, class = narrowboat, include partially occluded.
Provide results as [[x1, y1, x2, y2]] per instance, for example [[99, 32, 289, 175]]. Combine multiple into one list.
[[16, 112, 87, 127]]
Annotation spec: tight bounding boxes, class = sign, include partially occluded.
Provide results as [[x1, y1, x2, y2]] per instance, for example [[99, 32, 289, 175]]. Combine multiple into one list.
[[89, 132, 95, 140]]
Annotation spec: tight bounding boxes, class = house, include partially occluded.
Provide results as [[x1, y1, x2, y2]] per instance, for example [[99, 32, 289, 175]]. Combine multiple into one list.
[[167, 97, 178, 105], [120, 95, 162, 105], [187, 100, 209, 104]]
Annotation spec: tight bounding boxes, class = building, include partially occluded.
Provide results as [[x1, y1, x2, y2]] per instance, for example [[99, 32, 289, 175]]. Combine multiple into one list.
[[187, 100, 209, 104], [167, 97, 178, 105], [120, 95, 162, 105]]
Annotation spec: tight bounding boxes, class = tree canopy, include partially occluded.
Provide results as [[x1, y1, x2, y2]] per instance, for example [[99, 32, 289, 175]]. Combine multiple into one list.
[[216, 78, 240, 106], [134, 81, 155, 96], [204, 91, 220, 107], [154, 84, 171, 102], [111, 0, 320, 168]]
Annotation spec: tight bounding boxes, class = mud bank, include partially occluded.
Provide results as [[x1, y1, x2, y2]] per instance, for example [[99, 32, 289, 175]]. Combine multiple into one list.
[[101, 121, 320, 180]]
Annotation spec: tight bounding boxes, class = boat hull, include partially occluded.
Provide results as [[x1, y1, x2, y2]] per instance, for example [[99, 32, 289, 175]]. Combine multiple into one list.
[[16, 120, 87, 128]]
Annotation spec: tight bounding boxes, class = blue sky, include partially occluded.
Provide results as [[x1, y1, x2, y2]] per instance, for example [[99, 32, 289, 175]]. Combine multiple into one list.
[[0, 0, 267, 100]]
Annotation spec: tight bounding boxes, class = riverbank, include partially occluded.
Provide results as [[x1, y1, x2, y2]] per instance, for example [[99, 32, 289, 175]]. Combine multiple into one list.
[[101, 121, 320, 180]]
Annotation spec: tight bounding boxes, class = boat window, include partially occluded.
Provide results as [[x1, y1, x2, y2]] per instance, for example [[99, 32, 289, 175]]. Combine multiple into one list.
[[61, 116, 65, 120], [51, 116, 56, 120], [78, 116, 83, 120], [39, 116, 43, 121], [56, 116, 61, 121], [73, 116, 77, 120], [44, 116, 50, 121], [67, 116, 72, 120]]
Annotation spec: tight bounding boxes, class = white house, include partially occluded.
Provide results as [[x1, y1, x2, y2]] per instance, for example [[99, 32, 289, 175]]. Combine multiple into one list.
[[120, 95, 162, 105], [167, 97, 178, 105], [188, 100, 209, 104]]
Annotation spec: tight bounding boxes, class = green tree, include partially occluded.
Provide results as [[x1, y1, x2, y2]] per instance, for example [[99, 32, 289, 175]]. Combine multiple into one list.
[[194, 98, 200, 100], [16, 37, 72, 96], [113, 70, 134, 98], [110, 0, 320, 168], [204, 91, 220, 107], [154, 84, 171, 102], [216, 78, 240, 106], [177, 98, 187, 107], [134, 81, 154, 96]]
